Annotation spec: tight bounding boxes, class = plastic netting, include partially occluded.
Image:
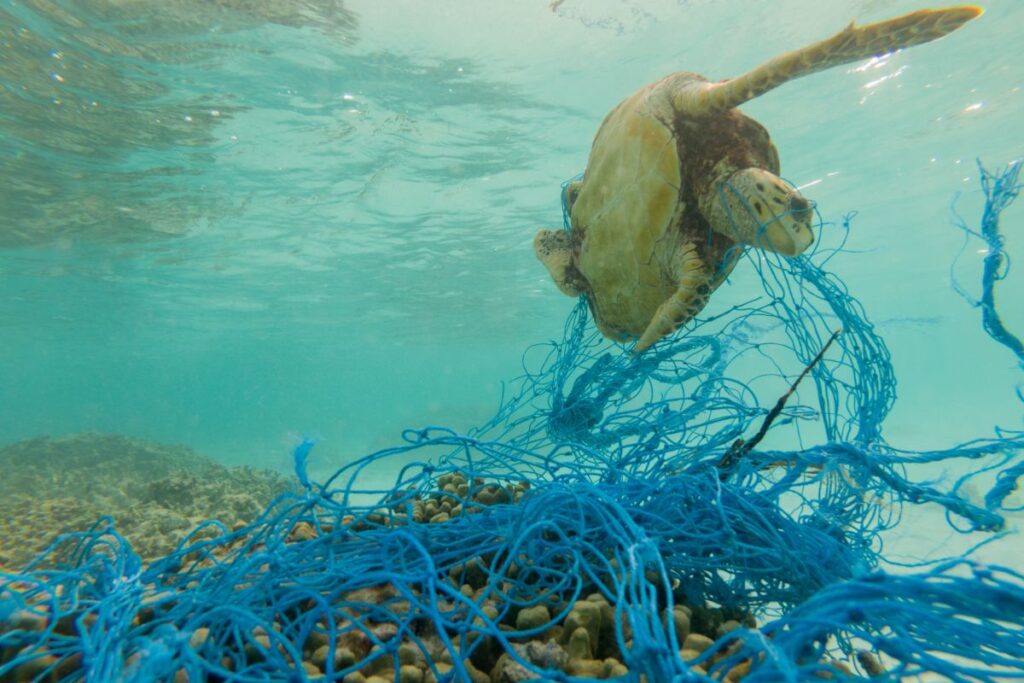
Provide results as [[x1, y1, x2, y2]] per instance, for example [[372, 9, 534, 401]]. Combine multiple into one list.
[[1, 162, 1022, 682], [952, 159, 1024, 369]]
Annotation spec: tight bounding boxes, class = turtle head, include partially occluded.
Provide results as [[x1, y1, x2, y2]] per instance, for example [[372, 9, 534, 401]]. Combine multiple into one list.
[[708, 168, 815, 257]]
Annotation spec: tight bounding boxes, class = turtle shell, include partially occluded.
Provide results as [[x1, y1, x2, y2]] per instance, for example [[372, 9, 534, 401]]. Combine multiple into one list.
[[568, 73, 779, 343]]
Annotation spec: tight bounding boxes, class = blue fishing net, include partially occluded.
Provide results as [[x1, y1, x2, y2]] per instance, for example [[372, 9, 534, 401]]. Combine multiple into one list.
[[952, 159, 1024, 369], [1, 163, 1022, 682]]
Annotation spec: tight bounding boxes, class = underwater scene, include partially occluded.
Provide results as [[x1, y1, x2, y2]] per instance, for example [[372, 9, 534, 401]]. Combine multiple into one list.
[[1, 0, 1023, 680]]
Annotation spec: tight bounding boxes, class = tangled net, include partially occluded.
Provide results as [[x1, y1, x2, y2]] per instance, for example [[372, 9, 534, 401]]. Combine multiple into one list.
[[1, 163, 1023, 682]]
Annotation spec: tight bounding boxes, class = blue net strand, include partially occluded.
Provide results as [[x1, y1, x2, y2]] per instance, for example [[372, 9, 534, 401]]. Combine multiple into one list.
[[710, 559, 1024, 682], [987, 456, 1024, 513], [951, 158, 1024, 367], [2, 165, 1024, 681]]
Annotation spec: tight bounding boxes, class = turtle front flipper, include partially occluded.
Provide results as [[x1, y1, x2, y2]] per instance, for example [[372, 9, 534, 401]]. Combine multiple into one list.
[[634, 242, 712, 353], [534, 229, 583, 297], [675, 5, 982, 115]]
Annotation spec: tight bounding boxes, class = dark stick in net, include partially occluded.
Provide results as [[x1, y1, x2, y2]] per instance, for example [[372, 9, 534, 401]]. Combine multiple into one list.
[[718, 328, 842, 477]]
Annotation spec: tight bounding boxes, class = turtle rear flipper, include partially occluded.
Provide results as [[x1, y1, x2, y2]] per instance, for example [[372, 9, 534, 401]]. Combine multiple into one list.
[[534, 229, 582, 297], [676, 5, 982, 115], [634, 242, 712, 353]]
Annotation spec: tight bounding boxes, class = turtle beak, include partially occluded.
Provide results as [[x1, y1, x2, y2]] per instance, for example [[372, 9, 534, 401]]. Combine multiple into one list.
[[786, 219, 815, 256], [785, 192, 815, 255], [788, 194, 813, 223], [761, 224, 810, 256], [760, 192, 815, 256]]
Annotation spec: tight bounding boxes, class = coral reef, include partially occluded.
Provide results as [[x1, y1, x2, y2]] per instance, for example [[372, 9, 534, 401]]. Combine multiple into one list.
[[0, 433, 295, 568], [0, 469, 877, 681]]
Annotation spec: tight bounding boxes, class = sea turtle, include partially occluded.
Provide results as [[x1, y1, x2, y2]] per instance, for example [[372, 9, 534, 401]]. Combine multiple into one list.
[[535, 6, 981, 353]]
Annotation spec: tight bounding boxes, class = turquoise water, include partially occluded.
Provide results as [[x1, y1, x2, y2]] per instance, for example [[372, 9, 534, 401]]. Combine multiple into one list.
[[1, 0, 1021, 551]]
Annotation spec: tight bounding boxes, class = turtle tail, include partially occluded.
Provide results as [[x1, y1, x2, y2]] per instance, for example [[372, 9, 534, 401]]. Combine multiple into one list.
[[685, 5, 982, 114]]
